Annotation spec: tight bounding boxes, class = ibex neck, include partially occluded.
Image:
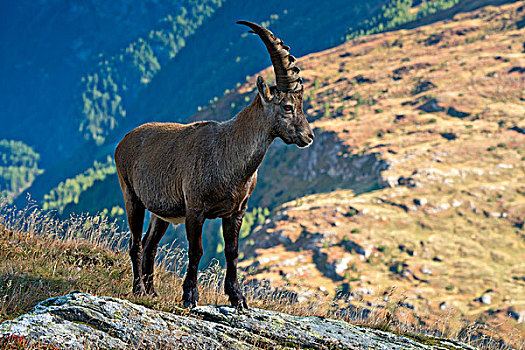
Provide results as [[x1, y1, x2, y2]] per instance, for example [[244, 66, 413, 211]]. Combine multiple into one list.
[[224, 95, 273, 180]]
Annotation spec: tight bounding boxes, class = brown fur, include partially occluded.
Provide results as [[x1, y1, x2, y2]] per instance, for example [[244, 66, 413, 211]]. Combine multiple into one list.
[[115, 28, 313, 309]]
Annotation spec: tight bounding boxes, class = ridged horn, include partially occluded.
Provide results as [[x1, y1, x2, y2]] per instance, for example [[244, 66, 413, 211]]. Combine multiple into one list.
[[237, 20, 302, 92]]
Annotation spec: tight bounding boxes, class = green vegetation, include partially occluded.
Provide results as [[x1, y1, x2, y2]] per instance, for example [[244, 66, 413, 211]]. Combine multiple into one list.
[[79, 0, 224, 145], [345, 0, 460, 40], [42, 156, 116, 214], [2, 2, 523, 348], [0, 203, 507, 349], [240, 207, 270, 239], [0, 140, 42, 201], [418, 0, 460, 17]]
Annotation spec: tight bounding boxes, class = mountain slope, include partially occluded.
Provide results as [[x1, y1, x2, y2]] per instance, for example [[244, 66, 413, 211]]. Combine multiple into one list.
[[0, 204, 480, 350], [186, 1, 524, 345], [1, 0, 205, 164], [0, 140, 42, 201], [14, 0, 391, 204]]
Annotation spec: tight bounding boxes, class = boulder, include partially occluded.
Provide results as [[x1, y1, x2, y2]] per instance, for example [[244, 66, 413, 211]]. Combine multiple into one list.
[[508, 308, 525, 323], [447, 107, 470, 119], [418, 99, 445, 113], [413, 198, 428, 206], [0, 292, 478, 350], [480, 293, 492, 305]]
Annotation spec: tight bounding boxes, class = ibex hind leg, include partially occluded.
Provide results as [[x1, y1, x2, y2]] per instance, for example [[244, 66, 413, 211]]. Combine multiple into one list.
[[123, 187, 147, 296], [142, 215, 169, 296], [182, 209, 205, 308]]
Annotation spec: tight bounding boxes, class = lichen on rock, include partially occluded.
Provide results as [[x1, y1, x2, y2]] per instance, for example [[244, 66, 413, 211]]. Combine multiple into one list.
[[0, 292, 479, 349]]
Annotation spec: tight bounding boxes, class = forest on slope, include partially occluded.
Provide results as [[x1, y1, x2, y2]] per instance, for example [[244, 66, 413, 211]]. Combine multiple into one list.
[[3, 0, 517, 265], [5, 0, 472, 201], [1, 0, 523, 346]]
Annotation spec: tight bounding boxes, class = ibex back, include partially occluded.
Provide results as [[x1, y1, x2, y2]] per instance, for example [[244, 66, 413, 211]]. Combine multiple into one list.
[[115, 21, 314, 309]]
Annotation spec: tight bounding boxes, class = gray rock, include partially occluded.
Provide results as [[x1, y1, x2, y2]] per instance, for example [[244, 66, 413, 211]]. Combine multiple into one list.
[[343, 239, 373, 258], [508, 309, 525, 323], [0, 292, 479, 349], [421, 266, 433, 275], [418, 98, 445, 113], [413, 198, 427, 206], [480, 293, 492, 305], [440, 302, 450, 310]]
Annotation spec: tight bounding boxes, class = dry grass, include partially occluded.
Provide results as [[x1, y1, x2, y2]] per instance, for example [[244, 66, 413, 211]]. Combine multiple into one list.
[[0, 200, 522, 349], [192, 2, 525, 348], [2, 3, 525, 347]]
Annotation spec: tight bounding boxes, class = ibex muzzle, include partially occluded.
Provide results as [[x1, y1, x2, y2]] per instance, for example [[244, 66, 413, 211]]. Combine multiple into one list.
[[115, 21, 313, 309]]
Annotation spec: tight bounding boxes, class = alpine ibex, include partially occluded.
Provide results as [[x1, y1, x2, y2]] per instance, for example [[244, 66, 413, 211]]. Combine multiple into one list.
[[115, 21, 313, 309]]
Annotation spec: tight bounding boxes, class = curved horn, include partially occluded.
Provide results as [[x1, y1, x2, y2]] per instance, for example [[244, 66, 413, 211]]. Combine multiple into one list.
[[237, 20, 302, 92]]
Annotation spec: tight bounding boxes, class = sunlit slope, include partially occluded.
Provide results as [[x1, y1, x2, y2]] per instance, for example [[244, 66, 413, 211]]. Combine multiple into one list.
[[191, 1, 525, 340]]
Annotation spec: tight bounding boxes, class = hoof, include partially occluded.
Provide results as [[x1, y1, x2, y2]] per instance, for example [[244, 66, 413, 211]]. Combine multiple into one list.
[[235, 298, 249, 312], [144, 280, 157, 297], [183, 300, 197, 308], [146, 287, 158, 297], [226, 281, 248, 311], [228, 293, 249, 311], [182, 285, 199, 308], [132, 283, 147, 297]]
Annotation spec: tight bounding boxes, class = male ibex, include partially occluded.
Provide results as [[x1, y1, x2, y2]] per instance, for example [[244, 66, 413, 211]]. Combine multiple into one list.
[[115, 21, 313, 309]]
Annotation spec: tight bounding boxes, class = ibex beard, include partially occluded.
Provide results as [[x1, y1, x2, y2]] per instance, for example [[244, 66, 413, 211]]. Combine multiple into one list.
[[115, 21, 314, 310]]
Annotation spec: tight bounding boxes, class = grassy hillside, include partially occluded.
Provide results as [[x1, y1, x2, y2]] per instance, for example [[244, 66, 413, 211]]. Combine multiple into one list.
[[15, 0, 392, 210], [18, 0, 492, 213], [0, 203, 516, 349], [186, 1, 525, 346], [23, 0, 523, 284]]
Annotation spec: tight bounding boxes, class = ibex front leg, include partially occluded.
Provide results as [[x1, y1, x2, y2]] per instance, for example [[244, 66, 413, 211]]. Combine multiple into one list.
[[182, 209, 204, 307], [222, 210, 248, 310]]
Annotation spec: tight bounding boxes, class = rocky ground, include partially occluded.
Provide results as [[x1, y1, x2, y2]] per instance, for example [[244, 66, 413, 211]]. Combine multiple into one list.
[[191, 1, 525, 345], [1, 2, 523, 349], [0, 292, 480, 349]]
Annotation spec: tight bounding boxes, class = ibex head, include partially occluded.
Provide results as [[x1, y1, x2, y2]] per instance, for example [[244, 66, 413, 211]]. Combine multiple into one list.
[[238, 21, 314, 148]]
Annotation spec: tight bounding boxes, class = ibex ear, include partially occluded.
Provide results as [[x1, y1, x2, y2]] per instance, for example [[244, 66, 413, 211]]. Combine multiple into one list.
[[257, 76, 272, 104]]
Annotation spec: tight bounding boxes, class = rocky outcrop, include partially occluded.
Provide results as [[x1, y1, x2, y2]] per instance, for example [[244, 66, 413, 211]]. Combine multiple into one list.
[[253, 130, 389, 207], [0, 292, 477, 350], [284, 131, 389, 185]]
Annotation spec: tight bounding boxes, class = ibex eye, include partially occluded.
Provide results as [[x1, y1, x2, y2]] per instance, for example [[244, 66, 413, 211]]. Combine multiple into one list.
[[283, 105, 293, 112]]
